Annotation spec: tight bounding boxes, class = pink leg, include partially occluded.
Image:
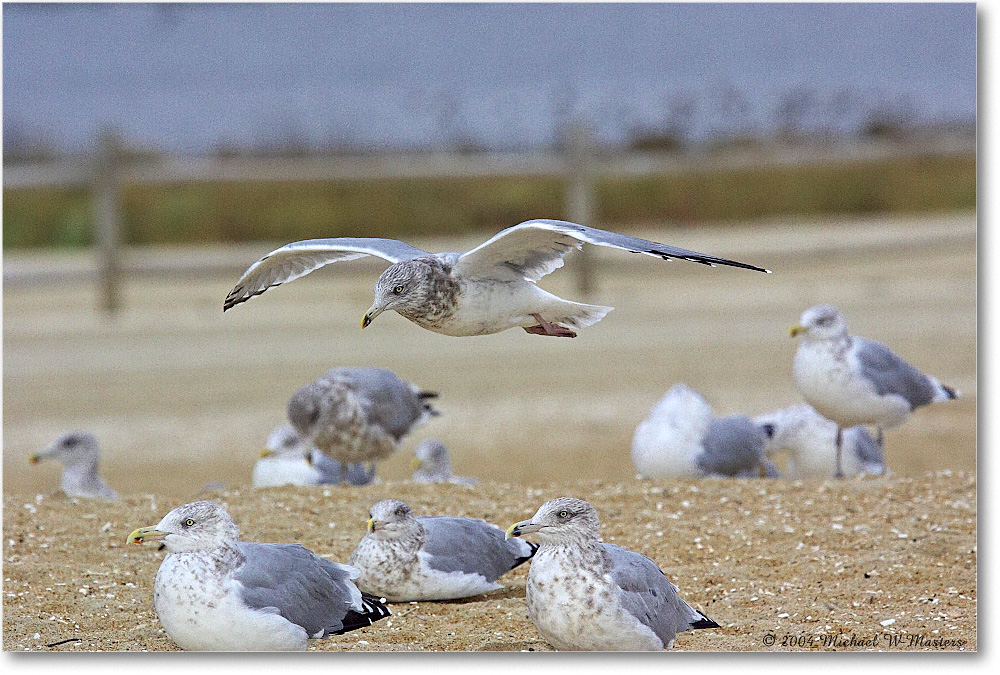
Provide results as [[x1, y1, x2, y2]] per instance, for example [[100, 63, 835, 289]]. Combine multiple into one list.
[[523, 313, 577, 338]]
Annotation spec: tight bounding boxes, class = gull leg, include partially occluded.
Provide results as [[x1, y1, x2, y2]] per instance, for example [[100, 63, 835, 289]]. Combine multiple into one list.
[[876, 426, 884, 451], [834, 426, 845, 479], [524, 313, 577, 338]]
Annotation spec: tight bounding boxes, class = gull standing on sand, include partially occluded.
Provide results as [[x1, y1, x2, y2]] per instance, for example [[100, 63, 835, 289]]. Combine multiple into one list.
[[631, 384, 779, 479], [506, 497, 718, 651], [348, 499, 537, 602], [29, 431, 118, 499], [224, 219, 769, 338], [287, 368, 439, 482], [252, 425, 376, 488], [755, 405, 888, 479], [790, 304, 958, 477], [411, 439, 478, 484], [128, 500, 389, 651]]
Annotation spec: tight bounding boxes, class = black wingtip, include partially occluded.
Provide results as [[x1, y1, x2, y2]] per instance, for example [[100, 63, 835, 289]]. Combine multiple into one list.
[[691, 613, 721, 630], [942, 384, 959, 400], [335, 592, 391, 635], [418, 391, 440, 400], [510, 541, 540, 570]]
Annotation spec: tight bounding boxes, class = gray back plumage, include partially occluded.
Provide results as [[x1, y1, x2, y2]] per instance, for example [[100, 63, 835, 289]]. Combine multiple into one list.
[[418, 516, 536, 581], [603, 543, 714, 646], [338, 368, 438, 440], [234, 542, 361, 637], [696, 415, 768, 477], [854, 337, 937, 409]]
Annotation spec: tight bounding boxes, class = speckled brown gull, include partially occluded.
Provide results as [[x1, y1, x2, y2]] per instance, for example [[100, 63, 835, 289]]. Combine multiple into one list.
[[506, 497, 718, 651], [127, 500, 389, 651], [224, 219, 770, 337], [287, 367, 439, 480]]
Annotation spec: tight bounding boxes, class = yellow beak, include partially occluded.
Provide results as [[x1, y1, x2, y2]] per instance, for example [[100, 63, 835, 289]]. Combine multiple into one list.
[[127, 526, 169, 545], [258, 448, 275, 459], [361, 304, 384, 329], [789, 324, 806, 338], [367, 518, 375, 533], [410, 457, 422, 470], [28, 454, 41, 464], [505, 519, 538, 540]]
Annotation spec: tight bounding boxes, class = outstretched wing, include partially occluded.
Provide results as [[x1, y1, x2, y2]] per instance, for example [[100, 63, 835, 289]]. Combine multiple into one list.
[[224, 238, 430, 311], [453, 219, 769, 282]]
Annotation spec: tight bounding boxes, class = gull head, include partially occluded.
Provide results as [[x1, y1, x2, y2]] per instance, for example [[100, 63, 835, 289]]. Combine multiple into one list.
[[128, 500, 239, 553], [30, 431, 101, 468], [363, 259, 437, 328], [366, 499, 421, 539], [789, 304, 848, 341], [412, 439, 450, 474], [506, 497, 601, 545]]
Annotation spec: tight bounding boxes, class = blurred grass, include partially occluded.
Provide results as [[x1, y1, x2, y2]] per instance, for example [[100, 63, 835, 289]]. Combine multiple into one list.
[[2, 153, 975, 248]]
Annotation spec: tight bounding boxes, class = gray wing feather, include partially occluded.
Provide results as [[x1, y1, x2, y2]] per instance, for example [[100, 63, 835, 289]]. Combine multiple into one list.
[[845, 425, 885, 466], [454, 219, 769, 282], [340, 368, 434, 441], [696, 415, 767, 477], [224, 237, 430, 310], [603, 543, 707, 646], [234, 542, 361, 637], [418, 516, 534, 580], [854, 337, 937, 409]]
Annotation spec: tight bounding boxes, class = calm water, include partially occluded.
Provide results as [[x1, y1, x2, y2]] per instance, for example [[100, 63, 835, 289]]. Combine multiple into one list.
[[2, 2, 977, 154]]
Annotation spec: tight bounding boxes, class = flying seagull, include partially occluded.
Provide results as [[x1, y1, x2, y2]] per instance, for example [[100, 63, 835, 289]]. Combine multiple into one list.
[[790, 304, 958, 478], [224, 219, 770, 337]]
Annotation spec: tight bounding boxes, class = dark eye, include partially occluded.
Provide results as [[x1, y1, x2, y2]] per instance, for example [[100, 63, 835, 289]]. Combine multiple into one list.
[[392, 285, 404, 295], [183, 518, 195, 527], [558, 510, 569, 519], [394, 508, 404, 516]]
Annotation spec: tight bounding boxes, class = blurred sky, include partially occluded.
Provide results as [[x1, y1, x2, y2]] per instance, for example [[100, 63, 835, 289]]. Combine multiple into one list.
[[2, 2, 978, 154]]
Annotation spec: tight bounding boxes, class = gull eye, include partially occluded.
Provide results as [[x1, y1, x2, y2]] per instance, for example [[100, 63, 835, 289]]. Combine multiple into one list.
[[558, 510, 569, 519], [183, 518, 195, 527], [394, 507, 405, 516], [392, 285, 404, 295]]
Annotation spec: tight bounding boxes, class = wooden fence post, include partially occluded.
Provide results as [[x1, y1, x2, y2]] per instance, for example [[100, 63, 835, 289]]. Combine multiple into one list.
[[566, 121, 596, 298], [93, 129, 122, 314]]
